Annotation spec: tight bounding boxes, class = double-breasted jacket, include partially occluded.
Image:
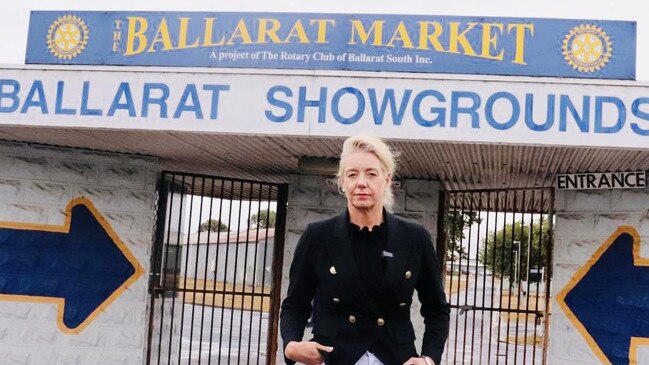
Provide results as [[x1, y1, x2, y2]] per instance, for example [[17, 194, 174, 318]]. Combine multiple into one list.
[[280, 211, 450, 365]]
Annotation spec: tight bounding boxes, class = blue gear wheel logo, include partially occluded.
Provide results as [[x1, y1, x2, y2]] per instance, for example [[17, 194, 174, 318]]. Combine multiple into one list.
[[562, 24, 612, 73], [47, 15, 89, 60]]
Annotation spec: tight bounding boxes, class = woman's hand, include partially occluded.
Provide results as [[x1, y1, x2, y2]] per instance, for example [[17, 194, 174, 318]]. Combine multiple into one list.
[[402, 356, 436, 365], [285, 341, 334, 365]]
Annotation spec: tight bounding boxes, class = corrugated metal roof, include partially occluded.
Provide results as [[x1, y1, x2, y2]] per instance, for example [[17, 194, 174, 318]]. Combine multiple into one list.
[[1, 125, 648, 191]]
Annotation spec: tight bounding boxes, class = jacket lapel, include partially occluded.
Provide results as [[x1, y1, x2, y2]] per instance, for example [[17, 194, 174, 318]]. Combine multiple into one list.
[[380, 213, 413, 294]]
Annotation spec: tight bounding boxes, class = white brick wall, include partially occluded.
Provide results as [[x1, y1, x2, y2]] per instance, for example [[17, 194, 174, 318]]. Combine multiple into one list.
[[0, 141, 157, 365], [277, 173, 442, 363], [549, 186, 649, 364]]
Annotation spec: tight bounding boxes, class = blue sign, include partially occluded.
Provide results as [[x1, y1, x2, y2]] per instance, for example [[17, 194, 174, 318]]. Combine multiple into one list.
[[557, 226, 649, 365], [0, 197, 143, 333], [25, 11, 636, 79]]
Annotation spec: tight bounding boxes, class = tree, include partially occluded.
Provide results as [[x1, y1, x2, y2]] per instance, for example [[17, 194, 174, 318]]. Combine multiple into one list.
[[480, 216, 550, 280], [445, 211, 482, 260], [249, 209, 276, 229], [198, 219, 228, 232]]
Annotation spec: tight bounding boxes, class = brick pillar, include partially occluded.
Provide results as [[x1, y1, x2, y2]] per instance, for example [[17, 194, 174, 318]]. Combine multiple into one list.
[[0, 141, 157, 365], [549, 187, 649, 364]]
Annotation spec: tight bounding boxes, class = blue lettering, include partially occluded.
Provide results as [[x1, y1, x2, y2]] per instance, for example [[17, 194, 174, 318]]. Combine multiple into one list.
[[559, 95, 590, 132], [20, 80, 48, 114], [525, 93, 555, 131], [108, 82, 136, 117], [368, 89, 411, 125], [142, 83, 169, 118], [631, 97, 649, 136], [331, 87, 364, 125], [55, 81, 76, 115], [173, 84, 203, 119], [81, 81, 102, 116], [203, 84, 229, 120], [485, 92, 519, 130], [0, 79, 20, 113], [298, 86, 327, 123], [265, 86, 293, 123], [450, 91, 480, 128], [412, 89, 446, 127], [594, 96, 625, 133]]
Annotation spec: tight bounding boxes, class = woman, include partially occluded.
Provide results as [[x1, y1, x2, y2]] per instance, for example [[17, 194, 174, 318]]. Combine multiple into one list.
[[280, 134, 449, 365]]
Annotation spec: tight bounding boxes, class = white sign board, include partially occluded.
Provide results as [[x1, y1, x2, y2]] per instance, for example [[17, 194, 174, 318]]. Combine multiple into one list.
[[556, 171, 647, 190], [1, 67, 648, 149]]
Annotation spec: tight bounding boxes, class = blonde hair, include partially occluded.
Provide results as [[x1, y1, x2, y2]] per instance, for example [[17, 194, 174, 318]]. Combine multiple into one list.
[[336, 134, 398, 211]]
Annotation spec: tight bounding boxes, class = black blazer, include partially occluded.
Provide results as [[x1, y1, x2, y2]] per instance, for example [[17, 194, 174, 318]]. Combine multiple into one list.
[[280, 211, 450, 365]]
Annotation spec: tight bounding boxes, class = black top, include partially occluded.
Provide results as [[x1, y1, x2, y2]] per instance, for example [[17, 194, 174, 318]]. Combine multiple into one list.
[[349, 220, 396, 364], [349, 221, 388, 300]]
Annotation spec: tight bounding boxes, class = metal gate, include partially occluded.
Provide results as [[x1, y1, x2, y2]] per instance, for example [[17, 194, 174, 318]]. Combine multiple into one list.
[[441, 188, 554, 365], [146, 172, 288, 365]]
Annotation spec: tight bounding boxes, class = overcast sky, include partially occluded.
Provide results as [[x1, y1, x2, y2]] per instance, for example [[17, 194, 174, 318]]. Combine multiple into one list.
[[3, 1, 649, 80]]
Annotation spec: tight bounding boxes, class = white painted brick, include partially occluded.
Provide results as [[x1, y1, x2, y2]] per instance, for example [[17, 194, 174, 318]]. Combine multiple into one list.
[[0, 349, 33, 365], [106, 328, 144, 349], [404, 190, 435, 212], [0, 179, 23, 201], [85, 351, 142, 365], [104, 212, 143, 236], [120, 191, 155, 213], [4, 156, 50, 180], [71, 185, 119, 209], [0, 203, 47, 223], [100, 165, 146, 189], [637, 344, 649, 364], [50, 160, 99, 184], [553, 238, 603, 265], [611, 189, 649, 212], [13, 324, 59, 346], [23, 181, 71, 205], [320, 187, 348, 208], [563, 189, 612, 212], [62, 327, 105, 347]]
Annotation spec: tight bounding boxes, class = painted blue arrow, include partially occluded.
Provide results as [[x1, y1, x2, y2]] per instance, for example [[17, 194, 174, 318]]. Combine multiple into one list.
[[561, 227, 649, 365], [0, 197, 143, 333]]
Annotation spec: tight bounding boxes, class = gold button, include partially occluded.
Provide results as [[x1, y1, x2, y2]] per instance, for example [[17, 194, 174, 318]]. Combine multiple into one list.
[[377, 318, 385, 326], [405, 271, 412, 279], [399, 302, 407, 307], [333, 297, 340, 303], [348, 315, 356, 324], [330, 266, 337, 275]]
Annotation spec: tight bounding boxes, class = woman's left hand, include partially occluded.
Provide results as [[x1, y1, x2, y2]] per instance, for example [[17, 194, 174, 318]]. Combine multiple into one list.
[[402, 356, 436, 365]]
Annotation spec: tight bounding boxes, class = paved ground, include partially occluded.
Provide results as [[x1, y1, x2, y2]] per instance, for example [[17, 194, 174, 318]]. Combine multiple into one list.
[[179, 304, 269, 365], [150, 274, 545, 365]]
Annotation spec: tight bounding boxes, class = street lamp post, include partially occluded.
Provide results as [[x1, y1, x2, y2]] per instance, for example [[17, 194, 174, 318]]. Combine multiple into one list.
[[512, 240, 520, 292]]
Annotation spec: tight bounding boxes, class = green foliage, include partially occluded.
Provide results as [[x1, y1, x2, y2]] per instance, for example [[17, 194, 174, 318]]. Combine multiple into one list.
[[480, 216, 550, 280], [249, 209, 276, 229], [198, 218, 228, 233], [446, 211, 482, 260]]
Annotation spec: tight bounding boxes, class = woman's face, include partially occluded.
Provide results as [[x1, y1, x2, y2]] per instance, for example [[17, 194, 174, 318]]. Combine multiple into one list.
[[340, 150, 391, 212]]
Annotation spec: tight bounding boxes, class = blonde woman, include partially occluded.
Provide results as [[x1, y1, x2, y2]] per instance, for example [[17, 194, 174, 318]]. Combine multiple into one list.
[[281, 134, 449, 365]]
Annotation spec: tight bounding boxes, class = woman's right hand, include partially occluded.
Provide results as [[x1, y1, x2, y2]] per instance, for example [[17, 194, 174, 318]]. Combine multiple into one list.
[[285, 340, 334, 365]]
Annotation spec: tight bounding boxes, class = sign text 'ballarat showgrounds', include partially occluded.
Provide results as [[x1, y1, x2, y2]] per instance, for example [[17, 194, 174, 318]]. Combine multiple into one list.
[[26, 11, 636, 79]]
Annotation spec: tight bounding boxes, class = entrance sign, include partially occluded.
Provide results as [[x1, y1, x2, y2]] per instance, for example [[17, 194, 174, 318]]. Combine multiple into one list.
[[556, 171, 647, 190], [0, 67, 648, 149], [25, 11, 636, 79]]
